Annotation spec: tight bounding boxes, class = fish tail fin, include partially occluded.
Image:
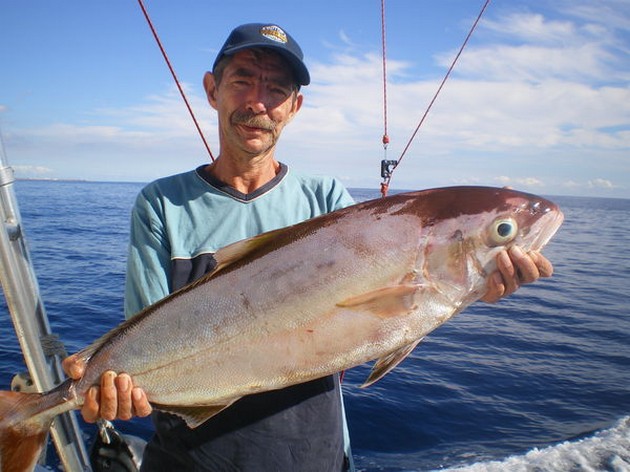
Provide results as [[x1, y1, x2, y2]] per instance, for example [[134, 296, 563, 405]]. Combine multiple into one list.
[[0, 390, 53, 472]]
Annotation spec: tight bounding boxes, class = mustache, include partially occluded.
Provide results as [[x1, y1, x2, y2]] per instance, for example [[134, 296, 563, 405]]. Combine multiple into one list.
[[231, 111, 277, 131]]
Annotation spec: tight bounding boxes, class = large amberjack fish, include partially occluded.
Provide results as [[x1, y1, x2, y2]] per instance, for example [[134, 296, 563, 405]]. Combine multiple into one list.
[[0, 186, 563, 471]]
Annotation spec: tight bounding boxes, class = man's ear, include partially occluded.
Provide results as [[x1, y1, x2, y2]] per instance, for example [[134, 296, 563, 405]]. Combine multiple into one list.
[[203, 72, 218, 109], [285, 92, 303, 124], [294, 93, 303, 114]]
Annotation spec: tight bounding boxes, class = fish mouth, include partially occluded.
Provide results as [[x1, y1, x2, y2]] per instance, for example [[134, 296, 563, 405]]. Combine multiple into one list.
[[528, 208, 564, 252]]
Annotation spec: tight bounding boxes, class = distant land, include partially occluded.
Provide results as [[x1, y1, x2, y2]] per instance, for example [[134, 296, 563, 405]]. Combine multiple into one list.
[[16, 177, 89, 183]]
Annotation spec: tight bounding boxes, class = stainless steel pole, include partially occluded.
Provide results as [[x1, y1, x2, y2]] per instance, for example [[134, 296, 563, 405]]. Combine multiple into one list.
[[0, 144, 91, 471]]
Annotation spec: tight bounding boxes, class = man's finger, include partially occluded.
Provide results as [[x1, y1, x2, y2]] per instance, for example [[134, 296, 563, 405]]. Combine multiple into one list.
[[497, 249, 519, 297], [132, 387, 153, 418], [530, 251, 554, 278], [62, 354, 86, 380], [115, 373, 134, 421], [81, 386, 101, 423], [481, 272, 505, 303], [509, 246, 540, 284], [99, 371, 119, 421]]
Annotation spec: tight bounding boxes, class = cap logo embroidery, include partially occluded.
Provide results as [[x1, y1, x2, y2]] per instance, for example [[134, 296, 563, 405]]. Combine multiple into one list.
[[260, 25, 288, 44]]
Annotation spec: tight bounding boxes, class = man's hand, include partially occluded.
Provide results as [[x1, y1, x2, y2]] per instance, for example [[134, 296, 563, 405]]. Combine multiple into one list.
[[62, 354, 153, 423], [482, 246, 554, 303]]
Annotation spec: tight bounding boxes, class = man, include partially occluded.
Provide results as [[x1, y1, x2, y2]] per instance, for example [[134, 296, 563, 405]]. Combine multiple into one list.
[[64, 23, 554, 471]]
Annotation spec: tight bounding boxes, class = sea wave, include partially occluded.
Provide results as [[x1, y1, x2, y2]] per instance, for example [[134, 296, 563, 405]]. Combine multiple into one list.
[[441, 415, 630, 472]]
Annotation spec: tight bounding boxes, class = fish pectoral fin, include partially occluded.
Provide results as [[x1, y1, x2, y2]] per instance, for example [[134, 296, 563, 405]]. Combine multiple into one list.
[[153, 402, 235, 429], [336, 284, 423, 318], [361, 338, 424, 388]]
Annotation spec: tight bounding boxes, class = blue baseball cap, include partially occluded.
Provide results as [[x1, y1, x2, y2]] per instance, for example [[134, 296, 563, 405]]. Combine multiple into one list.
[[212, 23, 310, 86]]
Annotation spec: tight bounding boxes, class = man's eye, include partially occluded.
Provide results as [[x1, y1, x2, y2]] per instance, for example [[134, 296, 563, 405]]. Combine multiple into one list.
[[269, 85, 291, 97], [272, 88, 288, 96]]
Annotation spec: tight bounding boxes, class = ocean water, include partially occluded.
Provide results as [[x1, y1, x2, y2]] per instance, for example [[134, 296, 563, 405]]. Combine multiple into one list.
[[1, 180, 628, 471]]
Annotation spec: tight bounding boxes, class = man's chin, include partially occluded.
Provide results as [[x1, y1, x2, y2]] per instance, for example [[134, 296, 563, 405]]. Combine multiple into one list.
[[240, 140, 275, 156]]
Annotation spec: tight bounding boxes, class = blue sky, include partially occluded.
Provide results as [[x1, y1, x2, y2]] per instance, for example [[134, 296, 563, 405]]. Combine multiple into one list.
[[1, 0, 628, 197]]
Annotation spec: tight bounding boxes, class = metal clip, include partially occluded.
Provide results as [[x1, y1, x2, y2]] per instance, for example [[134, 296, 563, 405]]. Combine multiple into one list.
[[380, 160, 398, 179]]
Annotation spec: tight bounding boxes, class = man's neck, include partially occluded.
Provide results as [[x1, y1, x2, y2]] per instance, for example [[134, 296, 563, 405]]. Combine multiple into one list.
[[205, 153, 281, 195]]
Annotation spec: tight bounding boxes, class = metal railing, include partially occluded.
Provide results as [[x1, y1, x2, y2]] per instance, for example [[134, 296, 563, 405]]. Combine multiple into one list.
[[0, 145, 91, 471]]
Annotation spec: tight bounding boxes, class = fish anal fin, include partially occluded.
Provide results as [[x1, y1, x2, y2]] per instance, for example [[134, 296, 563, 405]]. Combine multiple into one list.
[[336, 284, 423, 318], [153, 402, 235, 429], [361, 338, 424, 388]]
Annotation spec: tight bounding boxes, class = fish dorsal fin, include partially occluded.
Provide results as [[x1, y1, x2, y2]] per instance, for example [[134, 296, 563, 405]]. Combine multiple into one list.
[[361, 338, 424, 388], [336, 284, 424, 318], [152, 402, 236, 429], [205, 229, 286, 279]]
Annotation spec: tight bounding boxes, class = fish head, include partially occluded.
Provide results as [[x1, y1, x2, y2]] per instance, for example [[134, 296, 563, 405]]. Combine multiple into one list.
[[404, 186, 564, 306]]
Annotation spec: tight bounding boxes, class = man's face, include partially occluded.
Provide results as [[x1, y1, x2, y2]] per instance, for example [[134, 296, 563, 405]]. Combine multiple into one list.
[[207, 49, 303, 158]]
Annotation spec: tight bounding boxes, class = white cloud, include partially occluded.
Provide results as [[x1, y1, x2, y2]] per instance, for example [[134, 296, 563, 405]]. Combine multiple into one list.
[[565, 1, 630, 34], [450, 9, 627, 84], [562, 180, 581, 189], [3, 85, 219, 182], [588, 178, 615, 189], [492, 176, 544, 189], [481, 13, 576, 44], [12, 165, 54, 177]]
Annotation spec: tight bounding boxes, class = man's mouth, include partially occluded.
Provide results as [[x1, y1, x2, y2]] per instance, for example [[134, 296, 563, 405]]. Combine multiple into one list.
[[239, 123, 266, 132]]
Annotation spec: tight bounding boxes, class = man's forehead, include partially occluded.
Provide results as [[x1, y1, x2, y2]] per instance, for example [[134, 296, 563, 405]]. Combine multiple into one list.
[[228, 49, 293, 76]]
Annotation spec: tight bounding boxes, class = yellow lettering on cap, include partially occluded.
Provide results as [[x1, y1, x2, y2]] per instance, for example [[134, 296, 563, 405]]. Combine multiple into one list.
[[260, 25, 288, 44]]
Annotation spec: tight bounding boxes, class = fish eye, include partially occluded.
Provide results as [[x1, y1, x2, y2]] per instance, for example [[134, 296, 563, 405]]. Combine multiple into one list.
[[489, 218, 518, 246]]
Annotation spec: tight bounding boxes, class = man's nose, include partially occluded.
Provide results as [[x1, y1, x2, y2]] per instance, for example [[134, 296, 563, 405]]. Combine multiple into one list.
[[245, 82, 269, 113]]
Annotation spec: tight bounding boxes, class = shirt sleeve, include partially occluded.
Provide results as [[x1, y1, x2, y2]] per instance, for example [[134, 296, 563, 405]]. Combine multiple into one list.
[[329, 178, 355, 211], [124, 189, 172, 319]]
